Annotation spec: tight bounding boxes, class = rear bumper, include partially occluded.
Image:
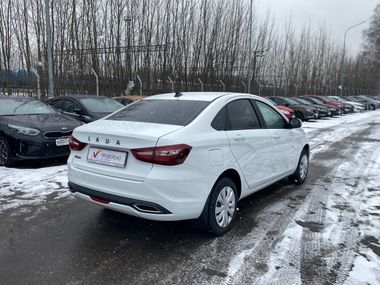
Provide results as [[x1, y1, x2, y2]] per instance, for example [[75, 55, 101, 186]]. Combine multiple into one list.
[[67, 159, 215, 221], [69, 182, 172, 214]]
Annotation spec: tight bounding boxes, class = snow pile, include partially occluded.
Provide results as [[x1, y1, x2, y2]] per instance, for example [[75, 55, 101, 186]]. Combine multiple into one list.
[[0, 165, 69, 212]]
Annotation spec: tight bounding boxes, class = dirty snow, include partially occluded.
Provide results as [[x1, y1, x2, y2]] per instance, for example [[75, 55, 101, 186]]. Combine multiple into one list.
[[225, 110, 380, 284], [0, 164, 69, 212]]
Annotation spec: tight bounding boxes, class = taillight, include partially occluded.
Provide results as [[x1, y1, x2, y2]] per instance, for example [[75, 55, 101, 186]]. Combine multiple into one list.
[[132, 144, 192, 165], [69, 135, 87, 151]]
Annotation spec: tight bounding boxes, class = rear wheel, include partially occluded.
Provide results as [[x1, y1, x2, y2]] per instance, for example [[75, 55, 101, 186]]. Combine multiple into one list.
[[0, 136, 13, 167], [289, 149, 309, 185], [207, 177, 238, 236], [369, 104, 376, 110]]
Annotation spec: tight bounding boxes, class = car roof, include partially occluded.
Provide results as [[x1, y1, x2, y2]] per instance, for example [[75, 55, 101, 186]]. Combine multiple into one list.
[[48, 95, 108, 100], [143, 92, 263, 102]]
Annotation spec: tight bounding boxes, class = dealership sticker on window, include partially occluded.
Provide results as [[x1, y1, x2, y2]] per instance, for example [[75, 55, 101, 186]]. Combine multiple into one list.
[[87, 147, 127, 168]]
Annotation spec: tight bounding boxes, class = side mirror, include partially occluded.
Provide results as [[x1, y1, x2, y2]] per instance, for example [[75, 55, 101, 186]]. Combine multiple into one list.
[[289, 118, 302, 129], [73, 108, 84, 115]]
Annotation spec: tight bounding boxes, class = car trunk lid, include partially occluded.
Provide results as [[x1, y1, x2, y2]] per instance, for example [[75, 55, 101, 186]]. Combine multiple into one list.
[[72, 120, 183, 180]]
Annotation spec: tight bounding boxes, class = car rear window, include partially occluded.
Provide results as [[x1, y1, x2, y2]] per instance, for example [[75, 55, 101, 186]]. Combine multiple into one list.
[[107, 99, 210, 126]]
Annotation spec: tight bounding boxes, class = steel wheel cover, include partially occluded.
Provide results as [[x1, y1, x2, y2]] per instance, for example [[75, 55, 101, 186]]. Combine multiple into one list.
[[215, 186, 236, 228], [299, 154, 309, 180]]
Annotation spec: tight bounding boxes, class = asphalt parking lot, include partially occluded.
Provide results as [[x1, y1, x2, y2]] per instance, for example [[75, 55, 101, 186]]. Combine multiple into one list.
[[0, 111, 379, 285]]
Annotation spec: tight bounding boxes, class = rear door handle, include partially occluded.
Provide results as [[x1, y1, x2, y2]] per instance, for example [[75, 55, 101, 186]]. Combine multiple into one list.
[[273, 133, 281, 140], [233, 134, 245, 142]]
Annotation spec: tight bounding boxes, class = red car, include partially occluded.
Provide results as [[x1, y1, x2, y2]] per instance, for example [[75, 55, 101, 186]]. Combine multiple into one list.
[[265, 98, 295, 119], [277, 105, 295, 119]]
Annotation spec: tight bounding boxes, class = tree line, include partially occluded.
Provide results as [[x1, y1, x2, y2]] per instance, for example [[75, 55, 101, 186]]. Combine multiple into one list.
[[0, 0, 379, 99]]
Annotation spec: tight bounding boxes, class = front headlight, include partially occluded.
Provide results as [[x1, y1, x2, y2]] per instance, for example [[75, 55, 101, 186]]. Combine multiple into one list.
[[8, 124, 40, 136]]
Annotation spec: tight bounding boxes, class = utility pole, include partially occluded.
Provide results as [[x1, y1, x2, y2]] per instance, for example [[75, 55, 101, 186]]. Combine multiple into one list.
[[247, 0, 253, 94], [124, 16, 133, 81], [340, 20, 366, 96], [45, 0, 54, 98], [91, 68, 99, 96], [252, 50, 265, 94]]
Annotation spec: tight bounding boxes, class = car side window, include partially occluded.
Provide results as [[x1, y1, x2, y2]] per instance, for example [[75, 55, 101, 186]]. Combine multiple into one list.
[[61, 100, 82, 113], [49, 100, 64, 111], [256, 101, 287, 129], [213, 99, 260, 131]]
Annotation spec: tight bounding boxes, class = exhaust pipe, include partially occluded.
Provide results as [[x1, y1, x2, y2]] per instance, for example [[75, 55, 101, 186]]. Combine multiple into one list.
[[133, 203, 163, 214]]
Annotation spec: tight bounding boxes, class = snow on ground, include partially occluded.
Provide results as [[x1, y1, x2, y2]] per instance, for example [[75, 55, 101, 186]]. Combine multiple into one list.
[[0, 164, 69, 212], [225, 110, 380, 284]]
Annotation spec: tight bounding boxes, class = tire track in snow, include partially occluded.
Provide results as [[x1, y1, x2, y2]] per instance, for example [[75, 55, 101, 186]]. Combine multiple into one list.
[[221, 116, 379, 284], [299, 125, 379, 284]]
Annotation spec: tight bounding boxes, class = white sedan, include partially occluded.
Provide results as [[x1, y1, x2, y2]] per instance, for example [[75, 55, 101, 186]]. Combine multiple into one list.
[[67, 92, 309, 235]]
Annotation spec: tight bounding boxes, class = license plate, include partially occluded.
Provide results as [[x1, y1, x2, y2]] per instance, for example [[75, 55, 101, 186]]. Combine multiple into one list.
[[56, 137, 69, 146], [87, 147, 127, 168]]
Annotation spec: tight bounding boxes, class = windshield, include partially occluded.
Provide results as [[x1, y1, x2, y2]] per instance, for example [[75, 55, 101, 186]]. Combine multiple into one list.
[[307, 97, 324, 105], [283, 98, 299, 105], [295, 98, 311, 105], [108, 99, 210, 126], [327, 97, 339, 102], [79, 97, 124, 113], [353, 96, 367, 102], [0, 98, 56, 116]]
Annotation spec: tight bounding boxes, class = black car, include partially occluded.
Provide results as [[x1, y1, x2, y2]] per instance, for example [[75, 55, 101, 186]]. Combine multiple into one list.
[[0, 96, 82, 166], [46, 95, 124, 123], [292, 97, 331, 118], [268, 96, 317, 121], [298, 96, 341, 116]]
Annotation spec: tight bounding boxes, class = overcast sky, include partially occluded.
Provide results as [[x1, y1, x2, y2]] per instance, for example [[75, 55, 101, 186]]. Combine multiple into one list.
[[257, 0, 379, 56]]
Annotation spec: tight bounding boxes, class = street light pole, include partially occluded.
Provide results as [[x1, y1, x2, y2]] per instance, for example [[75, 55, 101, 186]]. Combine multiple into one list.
[[252, 50, 264, 94], [340, 20, 367, 95], [247, 0, 253, 94], [124, 16, 133, 81], [45, 0, 54, 98]]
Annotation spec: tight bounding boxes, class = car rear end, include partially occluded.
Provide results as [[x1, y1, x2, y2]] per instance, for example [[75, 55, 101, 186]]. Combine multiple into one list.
[[67, 97, 215, 221]]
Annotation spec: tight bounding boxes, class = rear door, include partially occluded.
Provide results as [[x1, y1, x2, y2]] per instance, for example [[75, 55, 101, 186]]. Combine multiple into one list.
[[254, 100, 297, 177], [223, 99, 274, 189]]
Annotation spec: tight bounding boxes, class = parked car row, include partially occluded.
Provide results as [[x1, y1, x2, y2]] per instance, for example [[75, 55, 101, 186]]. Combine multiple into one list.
[[266, 94, 380, 122], [1, 93, 379, 167]]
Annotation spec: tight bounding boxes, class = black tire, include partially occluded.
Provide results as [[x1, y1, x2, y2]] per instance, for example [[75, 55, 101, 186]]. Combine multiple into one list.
[[369, 104, 376, 110], [207, 177, 238, 236], [295, 111, 305, 122], [289, 149, 309, 185], [0, 136, 13, 167]]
